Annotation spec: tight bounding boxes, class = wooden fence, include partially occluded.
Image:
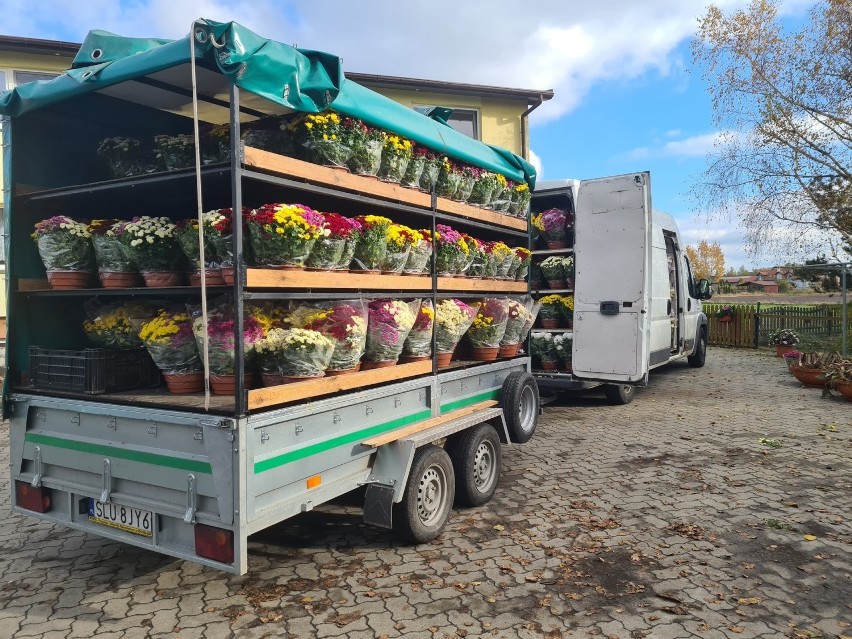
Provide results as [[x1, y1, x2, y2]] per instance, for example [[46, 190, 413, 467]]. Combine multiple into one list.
[[703, 302, 851, 350]]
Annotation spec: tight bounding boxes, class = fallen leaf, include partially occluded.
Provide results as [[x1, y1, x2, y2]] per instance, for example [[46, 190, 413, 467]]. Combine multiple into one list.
[[803, 534, 817, 541], [493, 525, 505, 532], [738, 597, 761, 605], [729, 626, 744, 634]]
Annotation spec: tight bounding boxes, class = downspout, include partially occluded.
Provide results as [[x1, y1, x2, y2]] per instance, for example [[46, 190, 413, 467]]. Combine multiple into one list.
[[520, 94, 545, 162]]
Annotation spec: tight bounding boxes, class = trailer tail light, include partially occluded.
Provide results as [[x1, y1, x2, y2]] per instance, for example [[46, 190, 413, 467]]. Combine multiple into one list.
[[194, 524, 234, 564], [15, 481, 51, 513]]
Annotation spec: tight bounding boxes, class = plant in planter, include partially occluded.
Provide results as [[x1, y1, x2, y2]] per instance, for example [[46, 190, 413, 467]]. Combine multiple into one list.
[[465, 236, 488, 278], [791, 351, 841, 388], [560, 294, 575, 327], [561, 256, 575, 287], [83, 301, 152, 349], [538, 208, 569, 248], [823, 361, 852, 401], [454, 165, 478, 202], [768, 328, 801, 356], [363, 299, 419, 367], [467, 169, 500, 207], [352, 215, 393, 271], [435, 156, 462, 199], [175, 216, 225, 286], [490, 175, 512, 212], [717, 305, 735, 323], [89, 219, 139, 288], [540, 256, 566, 288], [138, 308, 203, 393], [381, 224, 418, 273], [190, 303, 264, 394], [553, 332, 573, 372], [32, 215, 94, 288], [377, 134, 413, 182], [403, 229, 433, 275], [538, 295, 565, 328], [205, 207, 252, 284], [401, 300, 435, 362], [97, 136, 149, 178], [435, 224, 468, 275], [499, 298, 533, 357], [248, 203, 324, 268], [400, 146, 429, 188], [782, 349, 802, 369], [291, 111, 351, 167], [305, 213, 353, 271], [346, 119, 386, 175], [418, 150, 443, 194], [299, 300, 369, 374], [435, 298, 478, 367], [115, 216, 185, 287], [466, 298, 511, 360], [491, 242, 515, 278], [530, 332, 558, 370], [509, 183, 532, 218], [514, 248, 532, 281], [254, 327, 335, 383]]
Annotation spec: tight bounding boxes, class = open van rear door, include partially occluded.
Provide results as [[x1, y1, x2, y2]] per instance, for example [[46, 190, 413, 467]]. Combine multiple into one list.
[[572, 173, 652, 383]]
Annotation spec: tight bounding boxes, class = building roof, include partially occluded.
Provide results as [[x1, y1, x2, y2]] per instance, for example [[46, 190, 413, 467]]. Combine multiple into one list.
[[746, 280, 780, 288], [0, 34, 554, 104]]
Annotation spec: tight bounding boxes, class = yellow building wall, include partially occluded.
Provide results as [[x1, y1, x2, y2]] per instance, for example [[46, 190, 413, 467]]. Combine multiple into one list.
[[370, 88, 527, 158]]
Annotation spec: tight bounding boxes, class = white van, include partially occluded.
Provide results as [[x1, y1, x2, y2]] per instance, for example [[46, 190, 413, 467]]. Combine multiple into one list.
[[531, 173, 712, 404]]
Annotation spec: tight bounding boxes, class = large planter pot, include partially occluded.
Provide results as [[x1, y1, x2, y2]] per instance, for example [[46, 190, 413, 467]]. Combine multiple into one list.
[[790, 365, 826, 389], [162, 372, 204, 394], [220, 267, 236, 286], [209, 373, 257, 395], [325, 364, 362, 376], [498, 343, 520, 358], [836, 380, 852, 402], [540, 318, 560, 329], [546, 240, 566, 250], [436, 352, 454, 369], [142, 271, 184, 287], [547, 279, 566, 290], [361, 360, 397, 370], [260, 373, 286, 387], [775, 345, 797, 358], [539, 360, 558, 371], [398, 355, 430, 364], [189, 269, 227, 287], [283, 374, 324, 383], [99, 271, 141, 288], [47, 270, 91, 289], [470, 347, 499, 362]]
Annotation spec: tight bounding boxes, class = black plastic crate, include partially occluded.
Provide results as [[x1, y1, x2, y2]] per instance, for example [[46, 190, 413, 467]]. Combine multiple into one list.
[[29, 347, 162, 395]]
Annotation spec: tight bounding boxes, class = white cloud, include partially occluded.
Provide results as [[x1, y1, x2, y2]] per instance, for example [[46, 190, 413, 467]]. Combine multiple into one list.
[[623, 130, 740, 161], [3, 0, 800, 124], [529, 149, 543, 180], [665, 129, 682, 138]]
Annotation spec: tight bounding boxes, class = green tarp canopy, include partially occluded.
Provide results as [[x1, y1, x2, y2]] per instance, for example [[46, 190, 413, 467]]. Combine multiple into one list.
[[0, 19, 536, 187]]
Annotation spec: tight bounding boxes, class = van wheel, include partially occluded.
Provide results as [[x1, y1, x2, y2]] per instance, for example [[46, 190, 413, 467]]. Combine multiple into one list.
[[448, 423, 502, 507], [501, 372, 539, 443], [604, 383, 635, 405], [688, 327, 707, 368], [393, 445, 455, 544]]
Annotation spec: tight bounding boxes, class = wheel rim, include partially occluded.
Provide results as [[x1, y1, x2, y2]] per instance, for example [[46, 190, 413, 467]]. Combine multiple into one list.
[[417, 464, 448, 526], [517, 384, 536, 433], [473, 440, 498, 494]]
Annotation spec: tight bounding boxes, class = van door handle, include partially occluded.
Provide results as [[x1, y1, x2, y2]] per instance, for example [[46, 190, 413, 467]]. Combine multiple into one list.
[[667, 300, 672, 315]]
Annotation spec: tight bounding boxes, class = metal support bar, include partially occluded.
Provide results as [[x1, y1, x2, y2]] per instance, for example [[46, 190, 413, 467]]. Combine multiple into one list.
[[230, 83, 247, 417], [184, 474, 197, 523], [100, 459, 112, 503], [31, 447, 43, 487]]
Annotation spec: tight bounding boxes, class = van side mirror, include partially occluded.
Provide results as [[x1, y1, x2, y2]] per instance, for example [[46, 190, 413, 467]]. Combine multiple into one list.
[[697, 279, 712, 300]]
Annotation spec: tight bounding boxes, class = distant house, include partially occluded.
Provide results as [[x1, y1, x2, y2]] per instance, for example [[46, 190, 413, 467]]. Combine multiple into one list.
[[756, 267, 796, 282], [745, 280, 780, 294]]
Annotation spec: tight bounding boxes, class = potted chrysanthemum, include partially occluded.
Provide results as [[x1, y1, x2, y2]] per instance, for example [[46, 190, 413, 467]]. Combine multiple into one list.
[[435, 224, 467, 276], [247, 203, 325, 269], [467, 169, 500, 207], [435, 299, 479, 368], [306, 212, 359, 270], [83, 301, 150, 349], [403, 229, 433, 275], [466, 298, 511, 361], [32, 216, 94, 289], [191, 304, 264, 394], [401, 146, 431, 188], [514, 248, 532, 281], [300, 301, 369, 375], [291, 111, 351, 167], [509, 183, 532, 218], [116, 216, 184, 287], [435, 157, 462, 199], [88, 219, 139, 288], [345, 119, 386, 175], [176, 216, 226, 286], [499, 298, 533, 358], [352, 215, 393, 271], [400, 300, 435, 363], [381, 224, 418, 273], [138, 308, 203, 393], [530, 332, 558, 371], [538, 208, 569, 248], [205, 206, 252, 285], [363, 299, 419, 368], [254, 327, 335, 385], [377, 134, 413, 183], [554, 332, 573, 372]]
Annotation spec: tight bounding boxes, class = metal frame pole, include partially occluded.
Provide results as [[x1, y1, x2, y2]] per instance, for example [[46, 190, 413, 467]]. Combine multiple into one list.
[[229, 83, 247, 417], [842, 266, 848, 357]]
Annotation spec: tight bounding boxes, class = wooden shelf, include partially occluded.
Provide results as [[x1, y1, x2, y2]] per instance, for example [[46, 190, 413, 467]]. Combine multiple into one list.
[[532, 248, 574, 256], [438, 277, 528, 293], [243, 146, 529, 232], [247, 360, 433, 410]]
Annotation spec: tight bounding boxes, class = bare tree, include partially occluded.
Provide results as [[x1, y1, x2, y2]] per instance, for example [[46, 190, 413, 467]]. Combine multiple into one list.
[[693, 0, 852, 260]]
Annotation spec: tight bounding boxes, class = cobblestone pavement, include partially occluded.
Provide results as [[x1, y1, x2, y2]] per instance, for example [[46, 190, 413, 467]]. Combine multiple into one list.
[[1, 348, 850, 639]]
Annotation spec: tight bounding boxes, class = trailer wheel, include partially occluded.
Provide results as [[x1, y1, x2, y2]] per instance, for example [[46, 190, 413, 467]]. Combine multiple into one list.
[[393, 444, 455, 544], [501, 371, 539, 443], [448, 423, 502, 507], [604, 383, 635, 405], [688, 327, 707, 368]]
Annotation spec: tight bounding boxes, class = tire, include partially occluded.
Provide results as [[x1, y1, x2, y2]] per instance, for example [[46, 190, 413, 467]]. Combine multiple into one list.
[[447, 423, 502, 507], [604, 383, 635, 405], [393, 444, 455, 544], [501, 371, 539, 444], [688, 326, 707, 368]]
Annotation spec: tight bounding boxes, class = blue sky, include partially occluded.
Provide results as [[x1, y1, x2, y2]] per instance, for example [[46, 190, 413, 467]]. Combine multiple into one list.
[[4, 0, 818, 269]]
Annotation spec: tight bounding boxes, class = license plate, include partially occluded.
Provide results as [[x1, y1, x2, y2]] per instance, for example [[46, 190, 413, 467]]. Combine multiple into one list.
[[88, 500, 154, 537]]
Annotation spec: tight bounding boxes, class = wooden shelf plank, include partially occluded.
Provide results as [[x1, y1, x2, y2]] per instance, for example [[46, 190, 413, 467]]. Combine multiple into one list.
[[243, 146, 528, 232], [247, 360, 433, 410], [246, 269, 432, 290], [362, 400, 498, 448], [437, 277, 528, 293]]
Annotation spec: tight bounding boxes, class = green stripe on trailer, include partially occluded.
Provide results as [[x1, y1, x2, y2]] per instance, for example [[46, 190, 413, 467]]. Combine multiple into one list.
[[440, 389, 501, 414], [254, 408, 432, 474], [24, 433, 213, 473]]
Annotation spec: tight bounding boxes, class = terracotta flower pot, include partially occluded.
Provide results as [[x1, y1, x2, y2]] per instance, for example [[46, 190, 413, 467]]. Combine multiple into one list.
[[775, 345, 796, 358], [436, 352, 454, 368], [546, 241, 566, 250], [361, 360, 397, 370], [836, 380, 852, 402], [283, 374, 324, 383], [540, 360, 557, 371], [790, 365, 826, 389], [189, 269, 227, 287], [547, 279, 566, 290], [142, 271, 184, 287], [325, 364, 362, 376], [398, 355, 431, 364], [99, 271, 141, 288], [260, 373, 287, 387], [498, 343, 520, 358], [47, 270, 91, 289], [560, 361, 573, 373], [470, 346, 499, 361], [540, 318, 560, 329], [221, 267, 235, 286], [209, 373, 257, 395], [564, 278, 575, 290], [162, 372, 204, 394]]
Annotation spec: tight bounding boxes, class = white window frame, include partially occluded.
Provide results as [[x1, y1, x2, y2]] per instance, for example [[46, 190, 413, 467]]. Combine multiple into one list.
[[414, 104, 481, 141]]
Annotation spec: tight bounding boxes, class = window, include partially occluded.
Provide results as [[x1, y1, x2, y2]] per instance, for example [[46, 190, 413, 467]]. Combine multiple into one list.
[[13, 70, 58, 86], [414, 105, 480, 140]]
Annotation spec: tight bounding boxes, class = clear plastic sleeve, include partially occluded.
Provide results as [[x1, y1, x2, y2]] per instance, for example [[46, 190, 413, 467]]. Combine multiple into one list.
[[490, 187, 512, 213], [347, 139, 383, 175], [92, 234, 135, 273], [435, 299, 478, 354], [467, 244, 488, 278], [337, 237, 358, 270], [83, 300, 154, 348], [364, 299, 420, 363], [138, 308, 202, 374], [380, 245, 411, 273], [496, 253, 514, 278], [540, 257, 565, 282], [96, 137, 148, 178], [509, 190, 532, 218], [153, 134, 195, 172], [519, 303, 542, 343], [36, 232, 94, 273], [466, 298, 510, 348], [454, 174, 475, 202], [435, 169, 461, 199], [292, 300, 368, 372], [419, 161, 440, 193], [467, 179, 495, 206], [254, 328, 335, 377], [248, 223, 316, 268], [189, 300, 264, 375], [530, 332, 558, 364], [404, 241, 432, 274], [402, 299, 435, 357], [401, 155, 426, 188], [515, 258, 530, 281], [377, 152, 411, 183], [501, 297, 534, 347], [176, 221, 220, 270], [305, 237, 346, 270], [352, 235, 388, 271], [302, 139, 352, 167]]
